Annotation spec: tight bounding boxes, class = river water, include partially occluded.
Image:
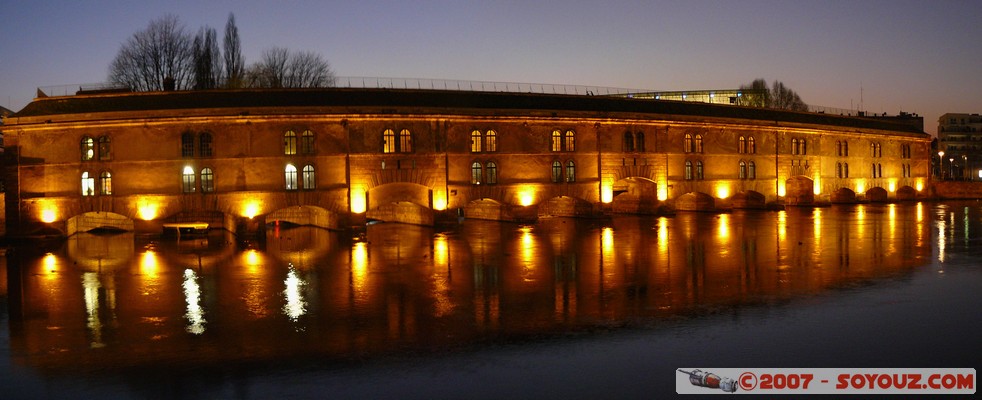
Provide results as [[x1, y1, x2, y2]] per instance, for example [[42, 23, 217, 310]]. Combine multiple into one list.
[[1, 201, 980, 399]]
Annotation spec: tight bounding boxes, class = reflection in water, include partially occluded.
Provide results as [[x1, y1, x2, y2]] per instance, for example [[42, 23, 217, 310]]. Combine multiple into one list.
[[283, 265, 307, 322], [183, 269, 205, 334], [7, 203, 971, 382]]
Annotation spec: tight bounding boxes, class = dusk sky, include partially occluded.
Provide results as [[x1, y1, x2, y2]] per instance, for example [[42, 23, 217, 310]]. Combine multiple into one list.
[[3, 0, 980, 135]]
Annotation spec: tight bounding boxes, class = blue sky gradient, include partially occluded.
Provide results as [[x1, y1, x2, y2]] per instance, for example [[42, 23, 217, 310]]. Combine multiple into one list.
[[3, 0, 980, 135]]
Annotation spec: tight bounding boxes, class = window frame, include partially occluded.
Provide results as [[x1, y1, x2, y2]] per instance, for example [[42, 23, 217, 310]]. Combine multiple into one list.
[[182, 166, 196, 193], [471, 162, 483, 185], [199, 132, 213, 157], [486, 161, 497, 184], [81, 136, 95, 161], [99, 171, 112, 195], [98, 136, 112, 161], [284, 131, 297, 155], [551, 161, 563, 183], [81, 171, 95, 196], [201, 167, 214, 193], [565, 160, 576, 183], [471, 130, 482, 153], [181, 132, 195, 158], [486, 130, 497, 152], [399, 129, 413, 153], [564, 130, 575, 152], [302, 164, 316, 190], [285, 164, 298, 190], [300, 130, 315, 155]]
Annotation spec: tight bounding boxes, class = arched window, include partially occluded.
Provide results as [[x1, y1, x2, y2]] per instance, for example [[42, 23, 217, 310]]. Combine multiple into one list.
[[471, 130, 482, 153], [551, 130, 563, 152], [566, 161, 576, 183], [836, 162, 843, 178], [800, 139, 807, 155], [284, 131, 297, 155], [636, 132, 645, 152], [471, 162, 482, 184], [99, 171, 112, 195], [285, 164, 298, 190], [564, 130, 575, 152], [791, 138, 799, 155], [300, 130, 315, 155], [695, 134, 703, 153], [739, 136, 746, 154], [842, 141, 848, 156], [383, 129, 396, 153], [81, 171, 95, 196], [871, 143, 876, 157], [748, 136, 756, 154], [182, 132, 195, 158], [748, 161, 756, 179], [836, 141, 842, 157], [399, 129, 413, 153], [98, 136, 112, 160], [81, 137, 95, 161], [486, 130, 497, 152], [878, 163, 882, 177], [844, 163, 849, 178], [199, 133, 213, 157], [551, 161, 563, 183], [486, 161, 497, 184], [624, 131, 635, 152], [684, 133, 693, 153], [871, 163, 877, 178], [302, 165, 315, 189], [182, 166, 195, 193], [201, 168, 214, 193], [684, 160, 693, 180], [695, 160, 704, 180], [739, 160, 747, 179]]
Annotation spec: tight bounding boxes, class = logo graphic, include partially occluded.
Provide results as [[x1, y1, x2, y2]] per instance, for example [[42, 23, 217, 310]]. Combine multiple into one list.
[[678, 369, 738, 393]]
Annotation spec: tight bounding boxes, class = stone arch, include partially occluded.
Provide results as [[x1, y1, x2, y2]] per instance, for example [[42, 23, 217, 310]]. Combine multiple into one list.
[[866, 187, 889, 202], [267, 205, 343, 230], [67, 211, 134, 236], [538, 195, 593, 218], [675, 191, 715, 212], [368, 182, 432, 210], [896, 186, 917, 201], [831, 187, 857, 203], [610, 176, 667, 214], [785, 176, 814, 206], [366, 201, 434, 226], [730, 190, 766, 209]]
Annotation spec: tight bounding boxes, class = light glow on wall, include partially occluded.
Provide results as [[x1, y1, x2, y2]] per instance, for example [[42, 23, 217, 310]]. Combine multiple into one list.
[[243, 201, 260, 219], [137, 198, 159, 220], [41, 208, 57, 223], [518, 187, 535, 206], [433, 191, 447, 211], [888, 180, 897, 192], [777, 182, 786, 197], [351, 187, 367, 213], [856, 180, 866, 194], [601, 184, 613, 203], [813, 175, 822, 195], [657, 183, 668, 201], [715, 184, 730, 199], [915, 180, 924, 191]]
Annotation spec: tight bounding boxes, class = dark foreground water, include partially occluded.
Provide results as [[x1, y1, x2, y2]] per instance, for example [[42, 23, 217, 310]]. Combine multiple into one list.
[[1, 202, 980, 399]]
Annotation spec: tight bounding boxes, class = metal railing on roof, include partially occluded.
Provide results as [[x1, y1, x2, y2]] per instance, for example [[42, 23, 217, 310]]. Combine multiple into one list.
[[36, 77, 872, 117]]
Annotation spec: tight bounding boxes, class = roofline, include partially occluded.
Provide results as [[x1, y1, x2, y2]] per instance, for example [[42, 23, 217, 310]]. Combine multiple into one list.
[[7, 87, 927, 135]]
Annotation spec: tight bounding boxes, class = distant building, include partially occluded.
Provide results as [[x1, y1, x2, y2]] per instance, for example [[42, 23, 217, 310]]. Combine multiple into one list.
[[937, 113, 982, 180], [1, 86, 931, 237]]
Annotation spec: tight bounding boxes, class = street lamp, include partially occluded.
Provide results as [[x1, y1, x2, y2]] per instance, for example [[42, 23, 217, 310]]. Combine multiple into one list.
[[963, 155, 968, 180], [938, 151, 945, 179], [949, 158, 954, 181]]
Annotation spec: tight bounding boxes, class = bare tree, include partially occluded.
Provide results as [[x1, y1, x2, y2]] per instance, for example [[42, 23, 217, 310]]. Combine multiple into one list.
[[192, 26, 221, 90], [246, 47, 336, 88], [223, 13, 245, 88], [108, 15, 194, 91], [736, 78, 807, 111]]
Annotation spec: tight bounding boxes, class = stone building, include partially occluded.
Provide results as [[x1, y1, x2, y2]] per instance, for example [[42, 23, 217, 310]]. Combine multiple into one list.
[[1, 87, 930, 237], [937, 113, 982, 180]]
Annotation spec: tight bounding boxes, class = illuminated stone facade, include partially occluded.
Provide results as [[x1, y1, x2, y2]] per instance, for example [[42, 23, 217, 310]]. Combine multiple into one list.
[[1, 88, 931, 236]]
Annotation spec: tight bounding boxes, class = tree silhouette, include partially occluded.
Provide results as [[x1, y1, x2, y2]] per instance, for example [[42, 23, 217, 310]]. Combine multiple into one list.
[[737, 78, 807, 111], [223, 13, 245, 88], [108, 15, 194, 91]]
